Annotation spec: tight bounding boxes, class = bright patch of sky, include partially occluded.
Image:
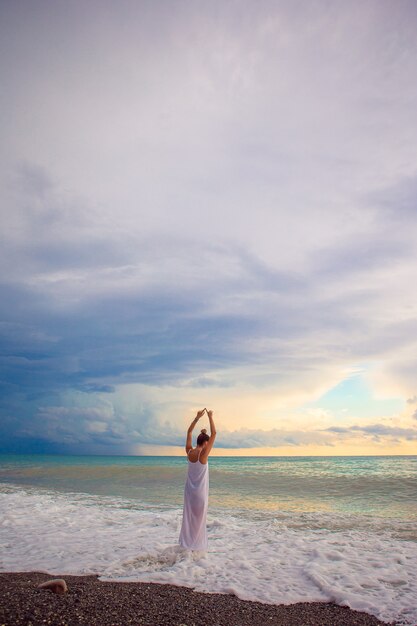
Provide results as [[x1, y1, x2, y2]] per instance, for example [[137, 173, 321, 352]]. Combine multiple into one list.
[[303, 370, 405, 420]]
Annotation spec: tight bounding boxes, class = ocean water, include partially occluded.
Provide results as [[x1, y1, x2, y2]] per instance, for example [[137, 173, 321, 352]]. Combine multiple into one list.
[[0, 454, 416, 624]]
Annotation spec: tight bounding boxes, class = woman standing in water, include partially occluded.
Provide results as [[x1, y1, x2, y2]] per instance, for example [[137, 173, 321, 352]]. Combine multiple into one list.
[[179, 408, 216, 551]]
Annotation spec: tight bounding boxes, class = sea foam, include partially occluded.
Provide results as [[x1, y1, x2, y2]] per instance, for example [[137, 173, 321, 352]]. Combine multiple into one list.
[[1, 485, 416, 624]]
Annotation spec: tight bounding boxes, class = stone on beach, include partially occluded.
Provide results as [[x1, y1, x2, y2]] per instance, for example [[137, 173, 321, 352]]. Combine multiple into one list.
[[37, 578, 68, 594]]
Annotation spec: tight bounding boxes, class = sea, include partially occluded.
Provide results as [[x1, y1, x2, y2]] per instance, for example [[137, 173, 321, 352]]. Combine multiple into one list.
[[0, 454, 416, 624]]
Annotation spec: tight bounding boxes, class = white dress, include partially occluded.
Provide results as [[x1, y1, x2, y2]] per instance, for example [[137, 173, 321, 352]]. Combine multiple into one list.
[[179, 448, 209, 551]]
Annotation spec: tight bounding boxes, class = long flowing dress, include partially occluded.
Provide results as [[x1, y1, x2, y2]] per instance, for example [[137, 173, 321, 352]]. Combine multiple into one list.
[[179, 448, 209, 551]]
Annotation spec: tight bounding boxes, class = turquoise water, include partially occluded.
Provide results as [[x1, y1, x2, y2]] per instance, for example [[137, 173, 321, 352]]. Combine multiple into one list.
[[1, 453, 416, 519]]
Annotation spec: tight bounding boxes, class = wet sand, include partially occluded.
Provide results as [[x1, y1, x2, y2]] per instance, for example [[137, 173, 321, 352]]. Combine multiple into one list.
[[0, 571, 393, 626]]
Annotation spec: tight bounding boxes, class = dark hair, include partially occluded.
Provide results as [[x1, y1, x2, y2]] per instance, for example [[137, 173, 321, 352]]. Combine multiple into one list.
[[197, 429, 210, 446]]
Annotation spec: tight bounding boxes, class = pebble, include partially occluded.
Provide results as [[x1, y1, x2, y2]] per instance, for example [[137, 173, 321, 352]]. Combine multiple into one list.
[[37, 579, 68, 595]]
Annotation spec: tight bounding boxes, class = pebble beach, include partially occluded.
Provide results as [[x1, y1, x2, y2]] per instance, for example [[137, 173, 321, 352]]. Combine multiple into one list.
[[0, 572, 392, 626]]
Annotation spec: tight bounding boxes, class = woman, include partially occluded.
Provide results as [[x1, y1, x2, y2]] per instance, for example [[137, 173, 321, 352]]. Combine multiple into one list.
[[179, 408, 216, 551]]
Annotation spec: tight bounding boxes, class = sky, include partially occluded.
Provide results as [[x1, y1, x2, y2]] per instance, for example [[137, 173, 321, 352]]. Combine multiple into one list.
[[1, 0, 417, 456]]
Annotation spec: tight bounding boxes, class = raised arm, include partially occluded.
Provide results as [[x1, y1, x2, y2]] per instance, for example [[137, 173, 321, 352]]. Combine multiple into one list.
[[185, 409, 205, 453], [201, 410, 216, 459]]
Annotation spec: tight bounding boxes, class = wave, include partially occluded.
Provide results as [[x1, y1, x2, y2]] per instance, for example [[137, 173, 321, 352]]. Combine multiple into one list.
[[1, 484, 416, 624]]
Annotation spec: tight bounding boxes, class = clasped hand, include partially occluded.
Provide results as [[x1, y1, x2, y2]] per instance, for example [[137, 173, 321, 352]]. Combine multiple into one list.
[[196, 408, 213, 419]]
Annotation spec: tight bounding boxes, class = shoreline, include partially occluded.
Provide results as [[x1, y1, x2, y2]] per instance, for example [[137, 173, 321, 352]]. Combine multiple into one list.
[[0, 572, 393, 626]]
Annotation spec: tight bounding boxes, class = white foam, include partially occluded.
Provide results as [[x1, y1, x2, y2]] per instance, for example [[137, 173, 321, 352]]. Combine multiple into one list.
[[1, 485, 416, 624]]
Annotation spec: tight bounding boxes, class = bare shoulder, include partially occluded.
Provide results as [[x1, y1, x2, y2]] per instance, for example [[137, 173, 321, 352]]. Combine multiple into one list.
[[199, 451, 210, 464], [188, 448, 199, 462]]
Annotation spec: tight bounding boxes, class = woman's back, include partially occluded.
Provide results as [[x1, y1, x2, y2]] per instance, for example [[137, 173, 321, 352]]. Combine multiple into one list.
[[179, 447, 209, 550], [188, 447, 208, 464], [179, 409, 216, 551]]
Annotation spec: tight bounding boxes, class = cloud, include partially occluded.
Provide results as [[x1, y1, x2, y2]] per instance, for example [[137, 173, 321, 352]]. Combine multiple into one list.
[[77, 383, 115, 394], [1, 1, 417, 453], [369, 174, 417, 221], [326, 424, 417, 442], [215, 427, 335, 449], [1, 154, 417, 451]]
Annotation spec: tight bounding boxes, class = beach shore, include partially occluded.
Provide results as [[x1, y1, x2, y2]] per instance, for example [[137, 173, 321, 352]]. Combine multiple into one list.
[[0, 572, 392, 626]]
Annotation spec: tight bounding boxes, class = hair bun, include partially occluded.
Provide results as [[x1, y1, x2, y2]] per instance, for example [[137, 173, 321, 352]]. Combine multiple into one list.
[[201, 428, 207, 434]]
